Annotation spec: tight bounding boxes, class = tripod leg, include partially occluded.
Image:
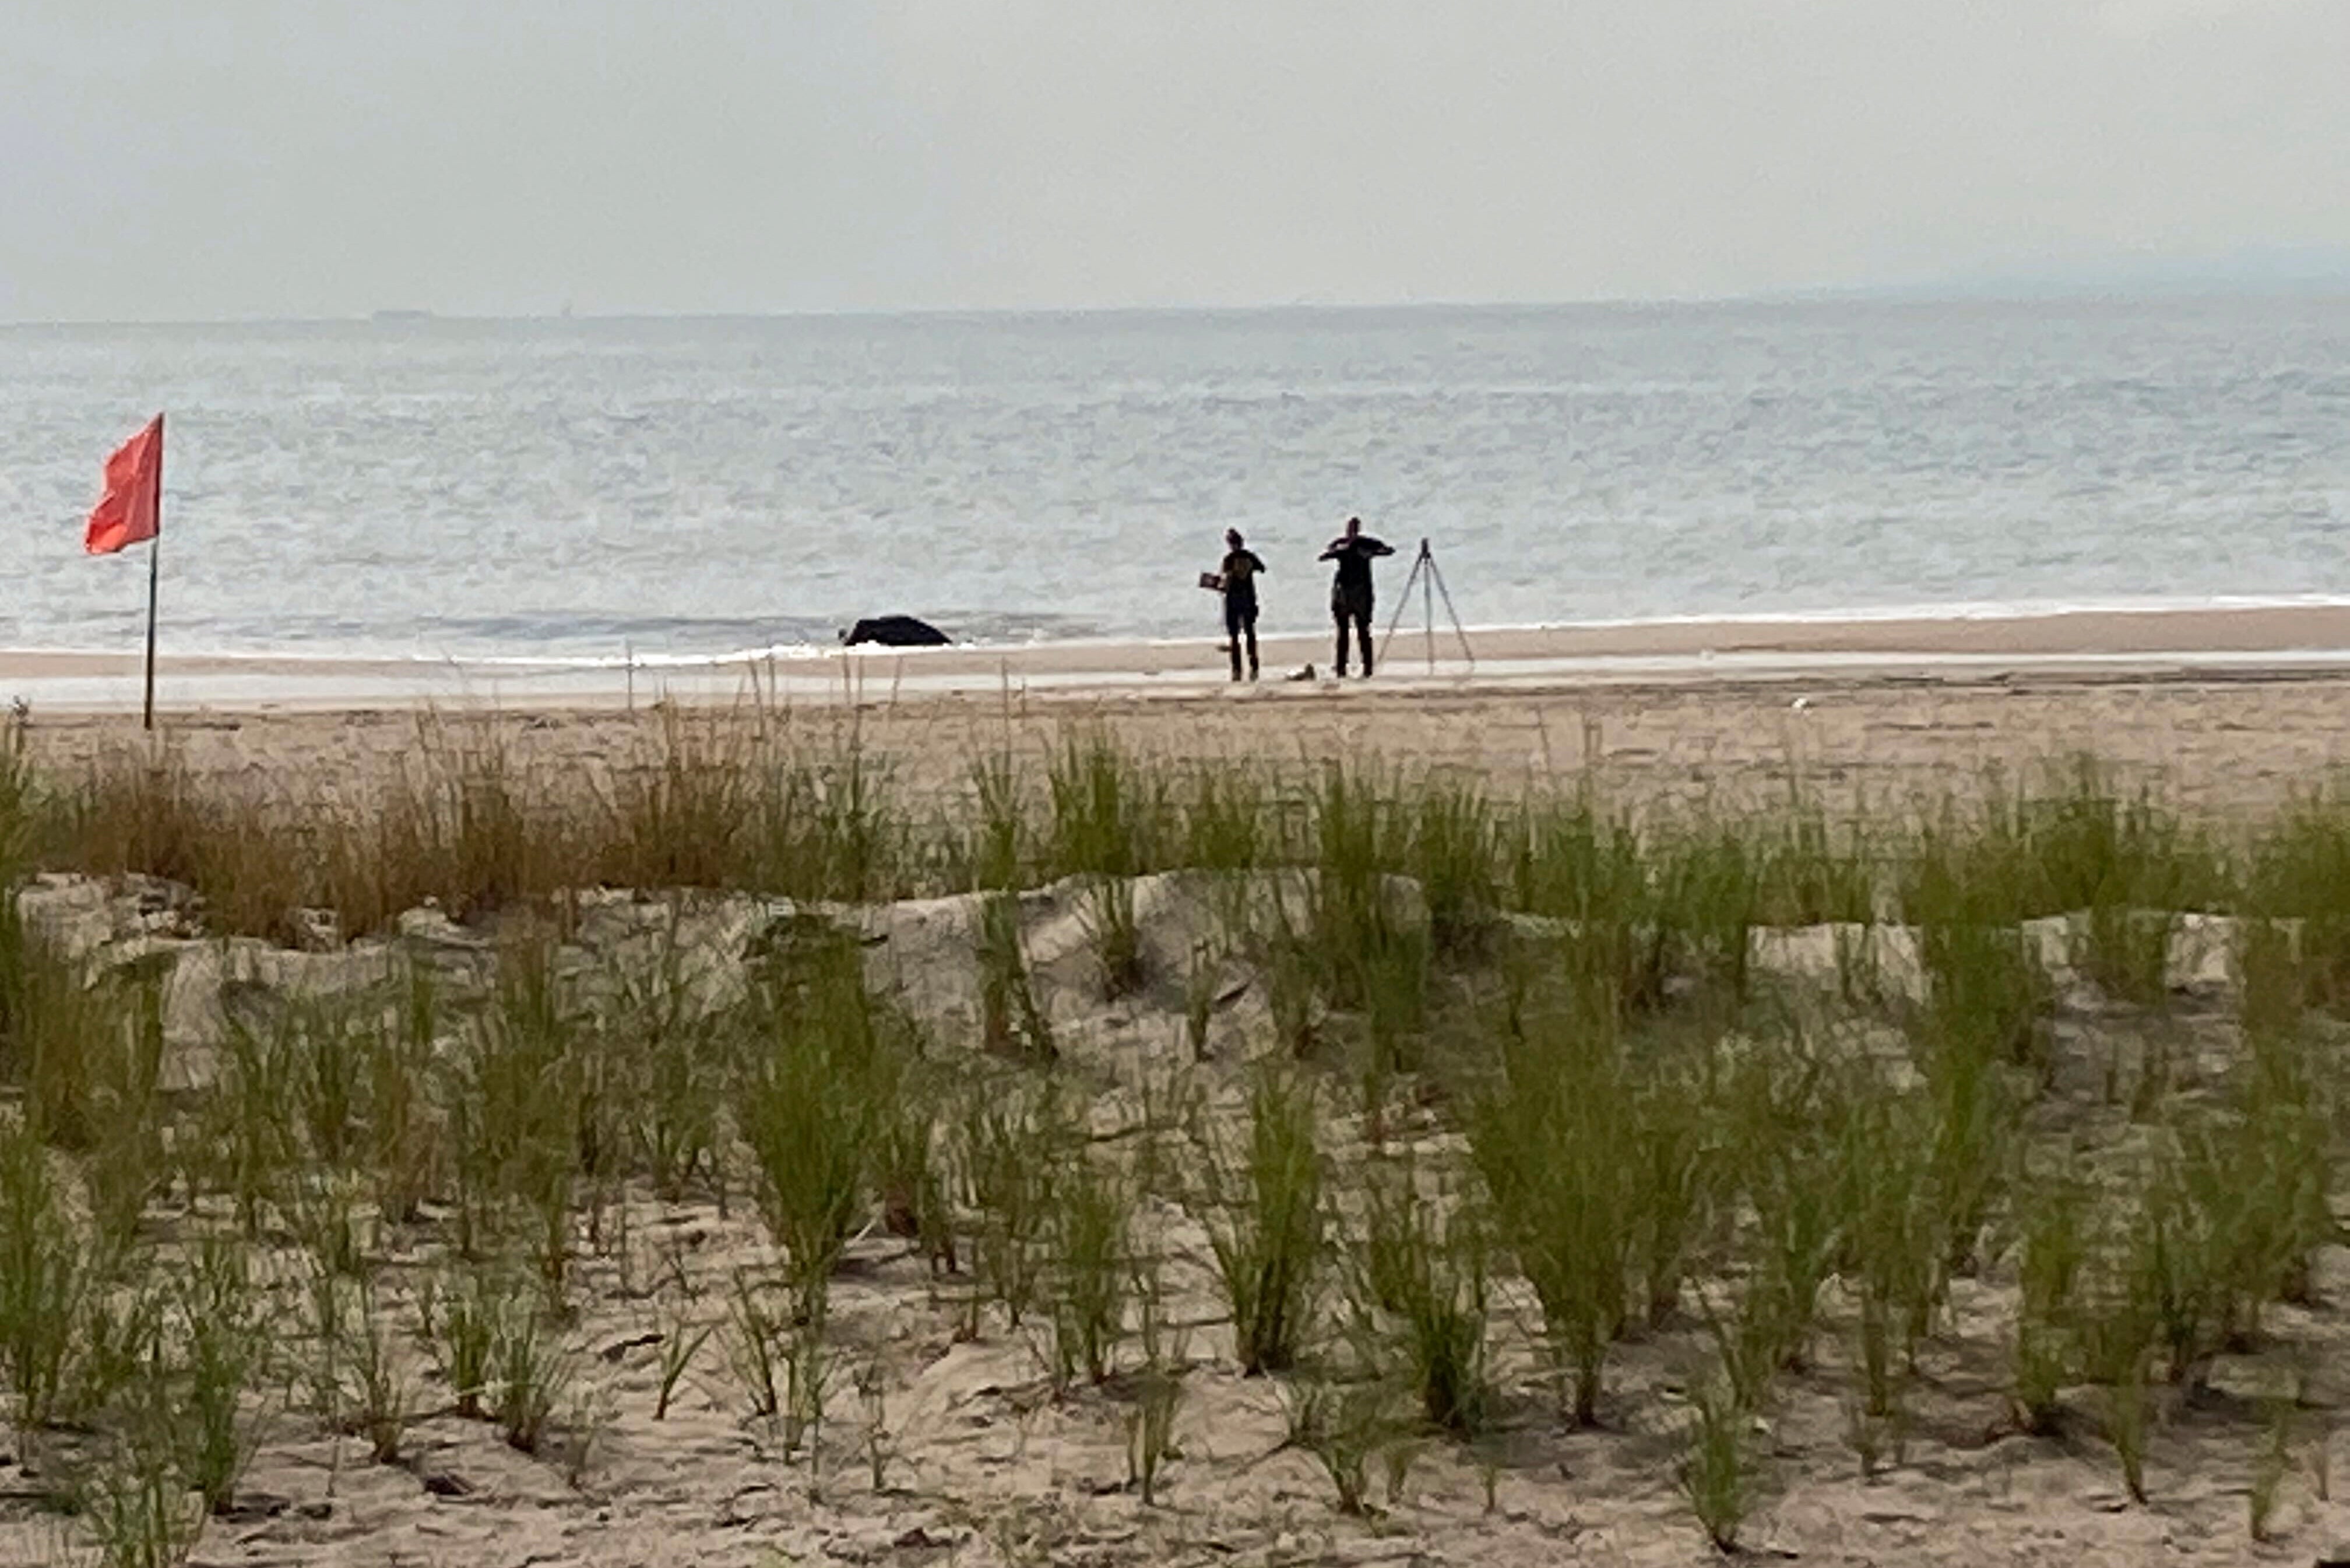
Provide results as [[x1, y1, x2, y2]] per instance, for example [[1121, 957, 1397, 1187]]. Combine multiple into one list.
[[1427, 558, 1476, 671], [1423, 556, 1436, 674]]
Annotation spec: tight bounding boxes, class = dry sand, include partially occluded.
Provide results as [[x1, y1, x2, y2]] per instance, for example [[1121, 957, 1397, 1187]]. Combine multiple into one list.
[[12, 602, 2350, 817], [16, 657, 2350, 823]]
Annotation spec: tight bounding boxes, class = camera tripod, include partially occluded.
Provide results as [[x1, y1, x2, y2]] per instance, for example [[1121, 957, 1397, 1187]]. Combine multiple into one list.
[[1378, 537, 1476, 675]]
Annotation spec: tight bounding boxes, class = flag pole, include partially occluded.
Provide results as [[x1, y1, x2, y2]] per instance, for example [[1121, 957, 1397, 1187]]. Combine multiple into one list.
[[142, 414, 163, 732]]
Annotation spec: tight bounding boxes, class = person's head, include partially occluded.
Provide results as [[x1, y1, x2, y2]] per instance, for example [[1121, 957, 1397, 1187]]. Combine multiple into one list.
[[1344, 516, 1362, 540], [1226, 528, 1243, 549]]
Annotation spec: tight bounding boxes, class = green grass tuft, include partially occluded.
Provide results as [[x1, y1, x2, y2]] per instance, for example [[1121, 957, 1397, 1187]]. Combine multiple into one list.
[[1200, 1069, 1324, 1377]]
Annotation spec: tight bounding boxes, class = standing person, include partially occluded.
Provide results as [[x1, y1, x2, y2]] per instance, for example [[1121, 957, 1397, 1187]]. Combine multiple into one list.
[[1216, 528, 1266, 681], [1319, 516, 1393, 677]]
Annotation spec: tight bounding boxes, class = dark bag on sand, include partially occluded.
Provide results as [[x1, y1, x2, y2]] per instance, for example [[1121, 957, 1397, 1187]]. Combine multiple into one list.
[[842, 615, 951, 647]]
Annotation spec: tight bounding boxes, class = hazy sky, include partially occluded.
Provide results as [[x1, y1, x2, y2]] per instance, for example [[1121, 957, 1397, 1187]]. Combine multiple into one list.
[[5, 0, 2347, 321]]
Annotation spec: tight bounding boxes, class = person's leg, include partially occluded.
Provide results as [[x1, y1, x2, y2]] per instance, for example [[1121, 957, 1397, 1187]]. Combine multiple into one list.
[[1243, 615, 1260, 679], [1354, 601, 1375, 676], [1225, 601, 1244, 681], [1332, 604, 1350, 676]]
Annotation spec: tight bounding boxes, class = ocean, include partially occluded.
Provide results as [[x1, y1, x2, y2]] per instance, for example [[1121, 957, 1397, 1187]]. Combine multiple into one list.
[[5, 295, 2348, 665]]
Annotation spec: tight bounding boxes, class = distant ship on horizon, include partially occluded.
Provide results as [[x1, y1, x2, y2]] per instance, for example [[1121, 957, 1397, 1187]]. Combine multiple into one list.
[[369, 308, 434, 323]]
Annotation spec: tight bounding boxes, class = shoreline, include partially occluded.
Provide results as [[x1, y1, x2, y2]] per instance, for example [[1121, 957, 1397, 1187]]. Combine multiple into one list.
[[14, 600, 2350, 713]]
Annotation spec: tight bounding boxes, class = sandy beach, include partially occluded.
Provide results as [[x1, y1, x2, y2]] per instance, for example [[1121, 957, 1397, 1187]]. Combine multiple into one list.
[[14, 604, 2350, 820], [9, 604, 2350, 1568]]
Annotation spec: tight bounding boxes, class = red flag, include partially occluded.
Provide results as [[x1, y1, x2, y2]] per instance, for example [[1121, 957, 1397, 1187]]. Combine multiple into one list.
[[84, 414, 164, 555]]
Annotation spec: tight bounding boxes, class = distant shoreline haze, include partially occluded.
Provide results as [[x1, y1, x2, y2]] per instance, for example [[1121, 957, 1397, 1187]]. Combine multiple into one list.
[[9, 262, 2350, 331]]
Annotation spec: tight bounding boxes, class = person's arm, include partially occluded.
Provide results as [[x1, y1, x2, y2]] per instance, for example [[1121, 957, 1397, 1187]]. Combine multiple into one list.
[[1317, 542, 1341, 561], [1368, 538, 1395, 558], [1246, 551, 1267, 574]]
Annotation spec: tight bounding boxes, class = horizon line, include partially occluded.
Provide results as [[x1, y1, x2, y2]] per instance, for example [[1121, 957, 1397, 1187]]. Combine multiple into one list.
[[8, 271, 2350, 332]]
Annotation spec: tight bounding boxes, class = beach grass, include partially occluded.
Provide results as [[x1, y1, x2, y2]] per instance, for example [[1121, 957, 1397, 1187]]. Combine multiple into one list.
[[5, 718, 2350, 1555], [1343, 1152, 1493, 1436], [1200, 1067, 1325, 1377], [1470, 986, 1637, 1425]]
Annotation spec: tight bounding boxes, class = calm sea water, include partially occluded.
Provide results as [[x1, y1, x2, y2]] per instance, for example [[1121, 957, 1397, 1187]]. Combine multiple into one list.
[[5, 297, 2348, 663]]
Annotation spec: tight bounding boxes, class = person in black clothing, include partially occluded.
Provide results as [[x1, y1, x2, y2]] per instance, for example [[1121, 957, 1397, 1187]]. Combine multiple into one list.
[[1218, 528, 1266, 681], [1319, 516, 1392, 676]]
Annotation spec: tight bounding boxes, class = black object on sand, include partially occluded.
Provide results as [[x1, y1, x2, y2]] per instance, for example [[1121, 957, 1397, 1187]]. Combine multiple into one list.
[[842, 615, 952, 648]]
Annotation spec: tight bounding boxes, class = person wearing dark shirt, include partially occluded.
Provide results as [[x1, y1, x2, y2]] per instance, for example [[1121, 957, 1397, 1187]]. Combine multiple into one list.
[[1318, 516, 1393, 677], [1217, 528, 1266, 681]]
